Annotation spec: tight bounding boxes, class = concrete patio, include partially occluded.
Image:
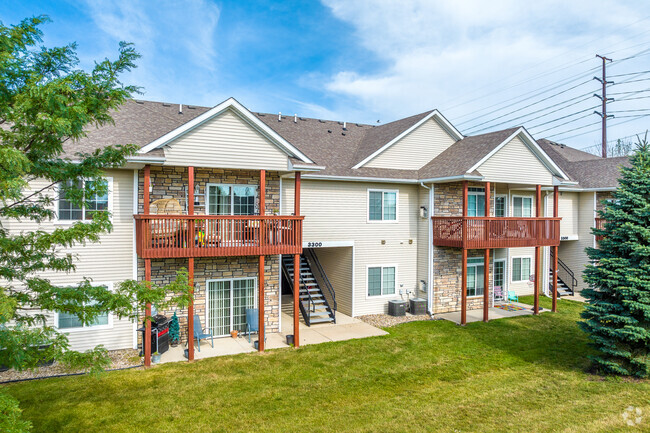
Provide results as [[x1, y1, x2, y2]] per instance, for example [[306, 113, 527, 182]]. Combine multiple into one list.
[[160, 306, 387, 364], [436, 302, 550, 324]]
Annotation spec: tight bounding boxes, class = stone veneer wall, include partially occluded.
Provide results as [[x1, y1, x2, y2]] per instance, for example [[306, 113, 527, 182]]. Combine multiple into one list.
[[136, 166, 283, 345], [431, 182, 495, 313], [596, 191, 614, 212], [137, 256, 280, 344]]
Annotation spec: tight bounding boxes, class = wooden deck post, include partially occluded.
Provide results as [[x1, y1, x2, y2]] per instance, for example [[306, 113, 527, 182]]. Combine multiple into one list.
[[257, 169, 266, 352], [534, 184, 541, 315], [187, 166, 195, 361], [461, 181, 468, 325], [552, 186, 559, 313], [143, 165, 151, 367], [144, 259, 152, 367], [188, 257, 195, 360], [293, 172, 301, 347], [483, 182, 490, 323]]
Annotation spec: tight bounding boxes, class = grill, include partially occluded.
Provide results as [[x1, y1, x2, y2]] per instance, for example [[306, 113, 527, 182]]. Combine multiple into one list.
[[139, 314, 170, 355]]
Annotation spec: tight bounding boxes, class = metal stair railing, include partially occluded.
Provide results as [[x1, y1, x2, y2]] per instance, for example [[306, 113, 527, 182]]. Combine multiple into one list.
[[550, 250, 577, 295], [304, 249, 337, 323]]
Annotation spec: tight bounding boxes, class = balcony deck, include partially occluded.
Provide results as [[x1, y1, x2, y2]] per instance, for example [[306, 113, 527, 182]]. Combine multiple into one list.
[[134, 215, 303, 258], [432, 217, 561, 249]]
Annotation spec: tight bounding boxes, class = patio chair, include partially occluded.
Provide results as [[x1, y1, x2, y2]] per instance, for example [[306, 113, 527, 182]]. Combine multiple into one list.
[[192, 314, 214, 352], [245, 308, 259, 343], [507, 290, 519, 303]]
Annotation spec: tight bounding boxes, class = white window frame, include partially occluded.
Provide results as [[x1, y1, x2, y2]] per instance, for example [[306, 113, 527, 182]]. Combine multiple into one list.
[[511, 256, 533, 282], [205, 183, 258, 216], [466, 257, 485, 298], [494, 194, 508, 218], [467, 187, 486, 217], [54, 282, 114, 332], [55, 177, 113, 225], [367, 189, 399, 223], [365, 264, 398, 298], [205, 277, 258, 337], [492, 258, 507, 302], [511, 195, 533, 218]]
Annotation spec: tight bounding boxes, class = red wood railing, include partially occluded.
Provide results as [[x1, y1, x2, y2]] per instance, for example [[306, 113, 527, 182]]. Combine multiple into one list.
[[595, 218, 606, 241], [432, 217, 561, 249], [135, 215, 304, 258]]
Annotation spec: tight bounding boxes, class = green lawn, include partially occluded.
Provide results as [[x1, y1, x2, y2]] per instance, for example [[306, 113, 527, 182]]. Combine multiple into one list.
[[5, 297, 649, 433]]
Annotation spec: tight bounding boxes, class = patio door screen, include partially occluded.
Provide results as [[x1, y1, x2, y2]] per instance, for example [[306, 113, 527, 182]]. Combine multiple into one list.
[[207, 278, 257, 337], [493, 260, 506, 303]]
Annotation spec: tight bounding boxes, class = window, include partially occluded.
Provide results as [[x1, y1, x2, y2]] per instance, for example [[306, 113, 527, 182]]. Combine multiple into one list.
[[58, 179, 109, 221], [368, 190, 397, 221], [467, 187, 485, 217], [207, 184, 256, 215], [512, 257, 532, 282], [495, 196, 507, 217], [367, 266, 396, 296], [512, 196, 532, 217], [56, 282, 112, 330], [466, 258, 484, 297]]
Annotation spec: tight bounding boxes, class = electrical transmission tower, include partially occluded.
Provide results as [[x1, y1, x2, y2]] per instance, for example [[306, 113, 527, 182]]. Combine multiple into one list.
[[593, 55, 614, 157]]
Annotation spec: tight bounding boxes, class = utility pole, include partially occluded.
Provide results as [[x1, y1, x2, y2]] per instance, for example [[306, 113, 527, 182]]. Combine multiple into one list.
[[593, 55, 614, 158]]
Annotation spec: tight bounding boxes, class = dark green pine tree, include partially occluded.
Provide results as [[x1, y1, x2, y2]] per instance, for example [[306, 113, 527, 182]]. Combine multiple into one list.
[[579, 137, 650, 378]]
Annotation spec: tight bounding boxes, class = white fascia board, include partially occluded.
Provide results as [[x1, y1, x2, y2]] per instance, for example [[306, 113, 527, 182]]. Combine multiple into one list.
[[288, 160, 326, 172], [466, 127, 570, 181], [352, 110, 464, 169], [418, 174, 484, 183], [301, 174, 420, 184], [559, 186, 617, 192], [138, 97, 314, 164]]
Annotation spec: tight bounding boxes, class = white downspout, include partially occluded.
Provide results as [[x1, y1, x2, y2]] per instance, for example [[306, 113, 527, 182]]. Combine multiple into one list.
[[420, 182, 435, 316]]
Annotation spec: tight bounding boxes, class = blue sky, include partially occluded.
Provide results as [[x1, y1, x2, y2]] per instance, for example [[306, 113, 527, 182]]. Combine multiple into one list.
[[1, 1, 649, 152]]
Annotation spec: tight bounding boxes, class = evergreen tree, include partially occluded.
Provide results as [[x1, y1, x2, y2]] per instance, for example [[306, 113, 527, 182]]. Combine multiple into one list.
[[169, 311, 180, 346], [580, 136, 650, 378]]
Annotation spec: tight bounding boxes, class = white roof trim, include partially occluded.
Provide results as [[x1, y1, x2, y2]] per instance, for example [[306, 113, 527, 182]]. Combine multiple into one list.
[[288, 160, 325, 172], [138, 97, 314, 164], [300, 174, 420, 184], [419, 174, 485, 183], [352, 110, 464, 169], [466, 127, 570, 180]]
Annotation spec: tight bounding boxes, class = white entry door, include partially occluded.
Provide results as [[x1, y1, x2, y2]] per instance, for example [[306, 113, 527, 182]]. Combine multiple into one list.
[[493, 259, 506, 303], [207, 278, 257, 337]]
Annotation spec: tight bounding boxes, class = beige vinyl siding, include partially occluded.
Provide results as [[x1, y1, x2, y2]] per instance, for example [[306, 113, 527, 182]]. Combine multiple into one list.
[[508, 247, 538, 296], [365, 118, 456, 170], [477, 137, 554, 185], [284, 179, 419, 316], [163, 109, 289, 171], [558, 192, 596, 292], [6, 169, 135, 351], [312, 247, 353, 316], [558, 191, 579, 238]]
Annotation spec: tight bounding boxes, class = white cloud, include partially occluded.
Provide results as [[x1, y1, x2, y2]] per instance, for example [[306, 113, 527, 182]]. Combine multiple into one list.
[[82, 0, 220, 102], [319, 0, 648, 141]]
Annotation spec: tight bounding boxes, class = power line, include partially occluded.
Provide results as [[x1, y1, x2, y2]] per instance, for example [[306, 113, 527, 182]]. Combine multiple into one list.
[[533, 112, 596, 135], [609, 69, 650, 78], [553, 116, 648, 141], [543, 121, 602, 139], [461, 79, 594, 132], [528, 106, 599, 131]]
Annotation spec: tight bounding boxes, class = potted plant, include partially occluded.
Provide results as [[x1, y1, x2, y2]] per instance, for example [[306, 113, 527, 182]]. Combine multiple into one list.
[[169, 312, 181, 347], [152, 352, 161, 364], [230, 330, 238, 338]]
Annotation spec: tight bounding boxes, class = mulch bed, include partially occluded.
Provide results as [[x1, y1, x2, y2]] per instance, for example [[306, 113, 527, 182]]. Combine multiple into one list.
[[358, 313, 433, 328], [0, 349, 143, 383]]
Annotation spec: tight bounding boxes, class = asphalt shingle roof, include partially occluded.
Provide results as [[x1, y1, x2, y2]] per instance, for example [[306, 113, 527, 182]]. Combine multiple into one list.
[[61, 98, 629, 188]]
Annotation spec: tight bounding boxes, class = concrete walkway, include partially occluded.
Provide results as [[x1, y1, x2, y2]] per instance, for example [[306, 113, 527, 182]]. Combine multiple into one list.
[[436, 302, 549, 324], [160, 310, 386, 364]]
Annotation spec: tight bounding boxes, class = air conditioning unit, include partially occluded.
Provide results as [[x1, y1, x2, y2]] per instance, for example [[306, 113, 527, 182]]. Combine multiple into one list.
[[388, 300, 406, 316]]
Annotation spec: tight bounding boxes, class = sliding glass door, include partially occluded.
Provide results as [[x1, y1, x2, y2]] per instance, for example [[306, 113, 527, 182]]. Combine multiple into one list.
[[207, 278, 256, 337]]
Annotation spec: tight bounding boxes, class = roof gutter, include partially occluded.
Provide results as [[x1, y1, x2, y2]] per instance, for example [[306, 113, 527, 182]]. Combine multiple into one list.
[[418, 174, 484, 183], [301, 174, 420, 184]]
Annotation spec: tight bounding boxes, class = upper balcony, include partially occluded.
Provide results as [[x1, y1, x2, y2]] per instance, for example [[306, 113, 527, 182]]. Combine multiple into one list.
[[135, 215, 303, 259], [432, 217, 561, 249]]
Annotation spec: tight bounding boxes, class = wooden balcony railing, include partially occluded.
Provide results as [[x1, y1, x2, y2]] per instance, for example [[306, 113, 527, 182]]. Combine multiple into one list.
[[432, 217, 561, 249], [595, 218, 606, 241], [135, 215, 304, 258]]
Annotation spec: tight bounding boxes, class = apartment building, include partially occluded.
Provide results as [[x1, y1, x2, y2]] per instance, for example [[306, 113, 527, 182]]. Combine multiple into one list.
[[12, 97, 628, 362]]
